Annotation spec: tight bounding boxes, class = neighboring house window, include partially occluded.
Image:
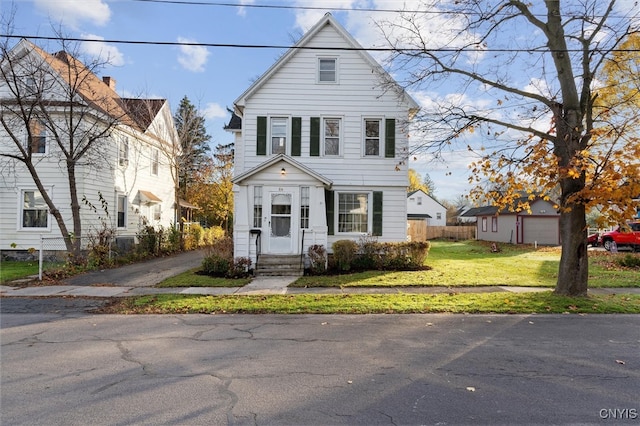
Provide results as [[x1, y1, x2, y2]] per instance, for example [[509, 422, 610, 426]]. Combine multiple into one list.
[[271, 117, 287, 155], [318, 58, 337, 83], [492, 217, 498, 232], [151, 148, 159, 176], [25, 76, 37, 94], [324, 118, 340, 156], [482, 217, 488, 232], [119, 137, 129, 166], [152, 203, 161, 221], [28, 120, 47, 154], [436, 212, 442, 220], [300, 186, 309, 229], [21, 190, 48, 229], [338, 193, 368, 233], [253, 186, 262, 228], [364, 119, 381, 156], [117, 195, 127, 228], [418, 197, 423, 206]]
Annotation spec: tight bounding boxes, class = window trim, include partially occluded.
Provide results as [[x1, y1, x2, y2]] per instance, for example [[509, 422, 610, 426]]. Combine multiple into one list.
[[300, 186, 310, 229], [492, 217, 498, 232], [116, 194, 127, 229], [337, 192, 370, 235], [119, 137, 129, 167], [318, 57, 338, 83], [270, 117, 289, 155], [322, 117, 341, 156], [253, 186, 263, 228], [19, 188, 50, 231], [150, 147, 159, 176], [363, 118, 382, 157], [482, 217, 488, 232], [28, 119, 47, 155]]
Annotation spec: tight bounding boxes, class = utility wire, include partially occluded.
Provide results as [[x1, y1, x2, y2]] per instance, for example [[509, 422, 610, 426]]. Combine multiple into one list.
[[2, 34, 639, 53]]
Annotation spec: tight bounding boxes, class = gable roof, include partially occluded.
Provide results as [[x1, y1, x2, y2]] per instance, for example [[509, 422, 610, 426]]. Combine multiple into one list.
[[407, 189, 446, 209], [461, 195, 558, 217], [232, 154, 333, 186], [233, 13, 419, 114], [12, 39, 165, 132]]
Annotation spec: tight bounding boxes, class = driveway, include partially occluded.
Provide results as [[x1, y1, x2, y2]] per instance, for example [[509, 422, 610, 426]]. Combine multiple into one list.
[[62, 249, 207, 287]]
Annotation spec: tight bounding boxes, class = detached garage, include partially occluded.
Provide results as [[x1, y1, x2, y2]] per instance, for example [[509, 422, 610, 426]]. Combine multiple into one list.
[[462, 197, 560, 246]]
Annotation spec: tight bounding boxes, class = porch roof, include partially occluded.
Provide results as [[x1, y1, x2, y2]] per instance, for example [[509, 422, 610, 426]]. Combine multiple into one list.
[[232, 154, 333, 186]]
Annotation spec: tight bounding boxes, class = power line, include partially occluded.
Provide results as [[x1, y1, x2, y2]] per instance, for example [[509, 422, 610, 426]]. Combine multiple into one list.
[[3, 34, 639, 53], [131, 0, 635, 20]]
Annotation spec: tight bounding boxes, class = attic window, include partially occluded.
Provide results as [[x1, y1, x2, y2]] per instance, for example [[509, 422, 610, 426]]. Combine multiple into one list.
[[318, 58, 337, 83]]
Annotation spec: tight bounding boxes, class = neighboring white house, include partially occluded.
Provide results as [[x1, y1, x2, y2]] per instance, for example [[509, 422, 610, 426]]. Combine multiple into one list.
[[407, 190, 447, 226], [0, 39, 180, 254], [462, 197, 560, 245], [227, 13, 419, 268]]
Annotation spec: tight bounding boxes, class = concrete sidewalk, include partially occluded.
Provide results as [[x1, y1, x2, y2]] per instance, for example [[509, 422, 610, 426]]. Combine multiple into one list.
[[2, 279, 639, 298]]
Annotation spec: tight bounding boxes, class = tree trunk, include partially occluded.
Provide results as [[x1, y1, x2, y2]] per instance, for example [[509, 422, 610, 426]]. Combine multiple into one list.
[[555, 205, 588, 296], [67, 161, 82, 257]]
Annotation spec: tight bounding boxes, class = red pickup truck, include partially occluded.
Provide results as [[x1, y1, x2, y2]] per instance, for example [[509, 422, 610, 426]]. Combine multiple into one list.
[[599, 221, 640, 252]]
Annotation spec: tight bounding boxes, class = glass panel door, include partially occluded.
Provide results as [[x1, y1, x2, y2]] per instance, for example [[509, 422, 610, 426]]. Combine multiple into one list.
[[269, 192, 292, 253]]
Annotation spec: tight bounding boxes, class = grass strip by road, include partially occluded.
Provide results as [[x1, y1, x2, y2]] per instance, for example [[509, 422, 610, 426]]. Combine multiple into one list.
[[156, 270, 251, 288], [101, 292, 640, 315]]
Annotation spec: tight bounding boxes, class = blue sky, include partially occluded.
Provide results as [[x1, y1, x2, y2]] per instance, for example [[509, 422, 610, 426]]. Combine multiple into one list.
[[4, 0, 636, 202]]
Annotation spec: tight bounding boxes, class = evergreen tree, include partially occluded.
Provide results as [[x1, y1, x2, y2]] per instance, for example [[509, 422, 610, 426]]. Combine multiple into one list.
[[173, 96, 212, 197]]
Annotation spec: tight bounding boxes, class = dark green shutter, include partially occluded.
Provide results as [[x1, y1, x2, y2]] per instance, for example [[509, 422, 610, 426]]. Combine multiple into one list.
[[385, 118, 395, 158], [257, 116, 267, 156], [310, 117, 320, 157], [372, 191, 383, 236], [291, 117, 301, 156], [325, 189, 334, 235]]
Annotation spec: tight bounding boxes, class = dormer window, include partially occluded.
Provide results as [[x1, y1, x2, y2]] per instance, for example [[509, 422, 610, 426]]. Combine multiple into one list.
[[318, 58, 337, 83]]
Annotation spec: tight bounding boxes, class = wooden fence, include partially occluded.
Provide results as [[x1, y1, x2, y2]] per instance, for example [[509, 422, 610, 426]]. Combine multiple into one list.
[[408, 221, 476, 242]]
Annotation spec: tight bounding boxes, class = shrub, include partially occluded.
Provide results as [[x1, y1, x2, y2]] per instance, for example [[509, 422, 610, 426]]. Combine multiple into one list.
[[137, 226, 159, 256], [356, 234, 381, 270], [617, 253, 640, 269], [307, 244, 327, 275], [165, 225, 182, 252], [332, 240, 358, 271], [202, 255, 230, 277], [227, 257, 253, 278]]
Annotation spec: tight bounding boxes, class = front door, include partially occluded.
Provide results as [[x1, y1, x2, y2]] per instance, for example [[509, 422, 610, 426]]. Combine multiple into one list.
[[268, 191, 293, 253]]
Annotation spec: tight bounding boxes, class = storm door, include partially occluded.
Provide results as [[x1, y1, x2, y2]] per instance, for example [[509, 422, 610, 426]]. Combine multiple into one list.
[[268, 192, 293, 253]]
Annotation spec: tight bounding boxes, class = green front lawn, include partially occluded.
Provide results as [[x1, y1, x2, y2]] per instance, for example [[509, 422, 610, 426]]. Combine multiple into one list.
[[0, 261, 39, 284], [156, 269, 251, 288], [292, 241, 640, 288]]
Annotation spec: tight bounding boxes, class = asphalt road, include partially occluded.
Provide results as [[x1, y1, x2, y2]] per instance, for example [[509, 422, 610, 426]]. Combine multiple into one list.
[[1, 310, 638, 425]]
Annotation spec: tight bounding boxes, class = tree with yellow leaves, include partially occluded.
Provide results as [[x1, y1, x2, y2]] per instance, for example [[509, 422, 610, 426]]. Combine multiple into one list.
[[379, 1, 638, 296]]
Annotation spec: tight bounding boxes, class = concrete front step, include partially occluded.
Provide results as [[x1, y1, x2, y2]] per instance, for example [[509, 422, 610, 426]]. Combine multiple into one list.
[[256, 255, 304, 277]]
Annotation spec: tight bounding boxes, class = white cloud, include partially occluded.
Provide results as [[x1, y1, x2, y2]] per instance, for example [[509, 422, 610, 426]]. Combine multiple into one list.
[[177, 37, 210, 72], [236, 0, 256, 17], [80, 34, 125, 67], [34, 0, 110, 29], [202, 103, 228, 120]]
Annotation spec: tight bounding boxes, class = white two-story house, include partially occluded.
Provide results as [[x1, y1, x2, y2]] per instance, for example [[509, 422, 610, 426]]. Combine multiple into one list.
[[0, 39, 180, 255], [227, 14, 419, 269]]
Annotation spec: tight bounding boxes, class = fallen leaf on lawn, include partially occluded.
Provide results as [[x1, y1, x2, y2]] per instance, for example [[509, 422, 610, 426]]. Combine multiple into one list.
[[466, 387, 476, 392]]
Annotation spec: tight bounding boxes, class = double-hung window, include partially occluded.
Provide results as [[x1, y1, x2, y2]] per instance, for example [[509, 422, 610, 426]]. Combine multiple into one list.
[[324, 118, 340, 156], [119, 137, 129, 167], [21, 190, 48, 229], [117, 195, 127, 228], [364, 119, 381, 156], [300, 187, 310, 229], [253, 186, 263, 228], [271, 118, 287, 155], [151, 148, 159, 176], [28, 120, 47, 154], [318, 58, 337, 83], [338, 193, 368, 233]]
